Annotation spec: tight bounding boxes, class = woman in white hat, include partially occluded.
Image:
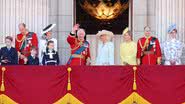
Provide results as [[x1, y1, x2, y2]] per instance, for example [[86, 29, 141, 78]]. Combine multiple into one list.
[[95, 30, 114, 65], [39, 24, 58, 65], [120, 27, 137, 65]]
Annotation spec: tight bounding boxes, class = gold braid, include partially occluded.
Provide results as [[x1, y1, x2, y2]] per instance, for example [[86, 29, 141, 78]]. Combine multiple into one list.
[[139, 36, 150, 51], [16, 34, 26, 42], [71, 39, 84, 51]]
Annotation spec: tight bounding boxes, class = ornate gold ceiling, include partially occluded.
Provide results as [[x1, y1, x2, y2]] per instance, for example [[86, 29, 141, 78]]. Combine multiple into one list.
[[79, 0, 129, 21]]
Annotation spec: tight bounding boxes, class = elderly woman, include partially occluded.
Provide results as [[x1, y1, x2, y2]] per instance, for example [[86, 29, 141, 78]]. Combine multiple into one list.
[[120, 28, 137, 65], [95, 30, 114, 65]]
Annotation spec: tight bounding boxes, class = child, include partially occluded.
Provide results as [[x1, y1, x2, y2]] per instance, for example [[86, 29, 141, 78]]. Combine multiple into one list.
[[26, 46, 39, 65], [0, 36, 18, 65], [42, 41, 59, 65]]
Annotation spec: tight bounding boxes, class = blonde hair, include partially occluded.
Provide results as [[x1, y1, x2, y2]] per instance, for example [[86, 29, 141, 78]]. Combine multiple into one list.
[[123, 31, 133, 41]]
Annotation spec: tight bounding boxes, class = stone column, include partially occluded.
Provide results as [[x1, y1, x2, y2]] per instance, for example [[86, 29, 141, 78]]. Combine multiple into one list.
[[155, 0, 185, 63], [49, 0, 73, 65], [0, 0, 49, 46], [132, 0, 148, 41]]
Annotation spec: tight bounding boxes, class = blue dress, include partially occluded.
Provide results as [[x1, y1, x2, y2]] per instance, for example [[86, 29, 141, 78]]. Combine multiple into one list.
[[162, 39, 185, 65]]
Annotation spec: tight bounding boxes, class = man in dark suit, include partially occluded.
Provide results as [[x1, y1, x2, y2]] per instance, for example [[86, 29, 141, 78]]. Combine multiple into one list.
[[0, 36, 18, 65]]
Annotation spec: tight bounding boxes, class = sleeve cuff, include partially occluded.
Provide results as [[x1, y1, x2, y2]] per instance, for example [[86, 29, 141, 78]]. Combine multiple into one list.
[[70, 32, 76, 36]]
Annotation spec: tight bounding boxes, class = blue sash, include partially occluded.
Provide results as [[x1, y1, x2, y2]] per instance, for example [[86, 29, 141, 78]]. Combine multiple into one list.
[[67, 41, 89, 65], [20, 32, 34, 51], [146, 37, 156, 51]]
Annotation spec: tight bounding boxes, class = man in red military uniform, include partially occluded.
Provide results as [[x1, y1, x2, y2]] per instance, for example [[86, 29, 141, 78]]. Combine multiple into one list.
[[67, 24, 91, 65], [15, 23, 38, 65], [137, 26, 162, 65]]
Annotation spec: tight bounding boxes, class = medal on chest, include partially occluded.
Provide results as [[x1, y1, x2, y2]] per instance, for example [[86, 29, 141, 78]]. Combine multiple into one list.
[[151, 41, 156, 51], [26, 38, 32, 47], [82, 42, 88, 54]]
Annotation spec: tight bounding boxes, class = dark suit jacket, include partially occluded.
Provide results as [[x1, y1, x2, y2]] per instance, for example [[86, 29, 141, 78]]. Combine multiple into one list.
[[0, 47, 18, 65]]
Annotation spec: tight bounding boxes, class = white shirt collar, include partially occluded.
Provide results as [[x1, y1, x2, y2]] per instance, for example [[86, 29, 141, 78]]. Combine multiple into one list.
[[31, 54, 36, 59]]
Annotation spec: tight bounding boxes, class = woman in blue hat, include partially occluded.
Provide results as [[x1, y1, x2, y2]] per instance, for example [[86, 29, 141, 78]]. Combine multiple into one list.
[[162, 24, 185, 65]]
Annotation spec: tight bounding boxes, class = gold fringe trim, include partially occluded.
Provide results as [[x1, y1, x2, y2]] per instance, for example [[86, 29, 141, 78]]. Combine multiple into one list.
[[54, 93, 83, 104], [0, 94, 18, 104], [119, 92, 151, 104]]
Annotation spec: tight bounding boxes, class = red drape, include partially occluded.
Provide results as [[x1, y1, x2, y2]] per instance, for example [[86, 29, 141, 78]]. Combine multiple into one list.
[[137, 65, 185, 104], [0, 66, 184, 104]]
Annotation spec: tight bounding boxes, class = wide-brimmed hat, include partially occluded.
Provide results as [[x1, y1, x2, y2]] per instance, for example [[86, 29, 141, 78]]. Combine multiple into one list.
[[96, 30, 114, 40], [168, 24, 176, 33], [41, 24, 56, 34], [122, 27, 129, 35]]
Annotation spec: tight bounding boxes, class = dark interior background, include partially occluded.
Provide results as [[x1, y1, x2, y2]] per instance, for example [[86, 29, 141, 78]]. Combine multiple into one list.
[[75, 0, 129, 35]]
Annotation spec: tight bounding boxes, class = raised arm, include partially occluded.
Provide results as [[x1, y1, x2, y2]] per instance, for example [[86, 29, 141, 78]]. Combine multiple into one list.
[[67, 24, 80, 45]]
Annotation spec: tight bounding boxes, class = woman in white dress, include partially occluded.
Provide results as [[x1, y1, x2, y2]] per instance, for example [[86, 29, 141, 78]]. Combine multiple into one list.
[[39, 24, 58, 65], [95, 30, 114, 65]]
